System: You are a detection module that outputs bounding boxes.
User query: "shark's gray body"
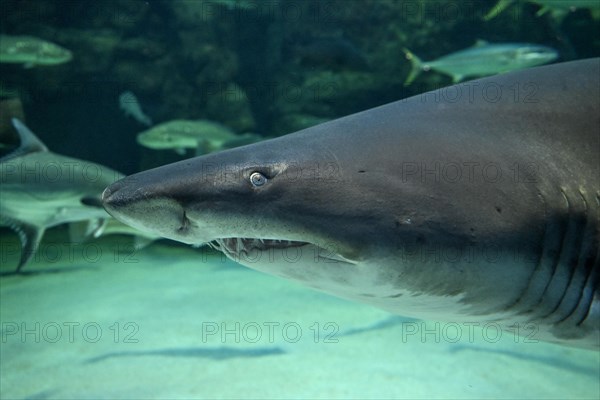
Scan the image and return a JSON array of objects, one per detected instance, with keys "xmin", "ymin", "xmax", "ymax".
[
  {"xmin": 103, "ymin": 59, "xmax": 600, "ymax": 349},
  {"xmin": 0, "ymin": 119, "xmax": 123, "ymax": 270}
]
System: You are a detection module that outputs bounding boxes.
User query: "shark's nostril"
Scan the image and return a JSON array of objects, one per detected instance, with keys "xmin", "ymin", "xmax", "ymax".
[{"xmin": 101, "ymin": 178, "xmax": 127, "ymax": 206}]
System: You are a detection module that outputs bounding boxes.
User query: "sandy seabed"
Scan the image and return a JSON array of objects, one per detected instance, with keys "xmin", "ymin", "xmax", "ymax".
[{"xmin": 1, "ymin": 235, "xmax": 599, "ymax": 400}]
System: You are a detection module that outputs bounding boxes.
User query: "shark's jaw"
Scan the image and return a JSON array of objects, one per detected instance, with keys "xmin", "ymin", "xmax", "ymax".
[
  {"xmin": 101, "ymin": 189, "xmax": 358, "ymax": 268},
  {"xmin": 101, "ymin": 168, "xmax": 363, "ymax": 269},
  {"xmin": 210, "ymin": 237, "xmax": 305, "ymax": 257},
  {"xmin": 208, "ymin": 238, "xmax": 356, "ymax": 265}
]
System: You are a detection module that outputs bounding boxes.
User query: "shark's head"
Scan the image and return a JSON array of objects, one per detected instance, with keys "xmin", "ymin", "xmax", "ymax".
[{"xmin": 103, "ymin": 131, "xmax": 396, "ymax": 282}]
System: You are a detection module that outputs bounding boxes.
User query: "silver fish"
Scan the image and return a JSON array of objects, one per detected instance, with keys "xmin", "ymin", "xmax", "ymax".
[{"xmin": 403, "ymin": 40, "xmax": 558, "ymax": 85}]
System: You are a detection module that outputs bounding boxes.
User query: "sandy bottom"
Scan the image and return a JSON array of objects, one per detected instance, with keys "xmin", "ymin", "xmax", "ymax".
[{"xmin": 1, "ymin": 234, "xmax": 599, "ymax": 399}]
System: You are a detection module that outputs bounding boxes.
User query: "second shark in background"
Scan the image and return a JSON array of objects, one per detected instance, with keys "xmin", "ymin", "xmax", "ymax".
[{"xmin": 0, "ymin": 119, "xmax": 122, "ymax": 271}]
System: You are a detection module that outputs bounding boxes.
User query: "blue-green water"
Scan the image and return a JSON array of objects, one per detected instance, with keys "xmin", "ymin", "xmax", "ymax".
[
  {"xmin": 1, "ymin": 236, "xmax": 599, "ymax": 399},
  {"xmin": 1, "ymin": 1, "xmax": 599, "ymax": 399}
]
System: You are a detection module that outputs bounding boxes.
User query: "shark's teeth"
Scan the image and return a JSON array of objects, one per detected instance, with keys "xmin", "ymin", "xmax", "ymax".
[
  {"xmin": 214, "ymin": 237, "xmax": 307, "ymax": 257},
  {"xmin": 207, "ymin": 241, "xmax": 221, "ymax": 251}
]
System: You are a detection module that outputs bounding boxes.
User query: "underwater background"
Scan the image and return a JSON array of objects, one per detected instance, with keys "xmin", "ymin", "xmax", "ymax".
[{"xmin": 1, "ymin": 1, "xmax": 599, "ymax": 399}]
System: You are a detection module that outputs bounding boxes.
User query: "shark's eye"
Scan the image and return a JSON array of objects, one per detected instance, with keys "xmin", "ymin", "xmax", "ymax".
[{"xmin": 250, "ymin": 172, "xmax": 267, "ymax": 187}]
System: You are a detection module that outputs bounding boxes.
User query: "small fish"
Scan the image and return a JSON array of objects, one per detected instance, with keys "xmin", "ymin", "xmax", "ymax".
[
  {"xmin": 403, "ymin": 41, "xmax": 558, "ymax": 85},
  {"xmin": 484, "ymin": 0, "xmax": 600, "ymax": 21},
  {"xmin": 119, "ymin": 91, "xmax": 152, "ymax": 127},
  {"xmin": 136, "ymin": 119, "xmax": 261, "ymax": 156},
  {"xmin": 0, "ymin": 35, "xmax": 72, "ymax": 68}
]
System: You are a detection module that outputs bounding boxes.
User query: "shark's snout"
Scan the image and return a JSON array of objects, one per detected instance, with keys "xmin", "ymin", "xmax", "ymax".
[
  {"xmin": 100, "ymin": 173, "xmax": 195, "ymax": 243},
  {"xmin": 101, "ymin": 185, "xmax": 113, "ymax": 204},
  {"xmin": 101, "ymin": 182, "xmax": 121, "ymax": 214},
  {"xmin": 101, "ymin": 178, "xmax": 138, "ymax": 218}
]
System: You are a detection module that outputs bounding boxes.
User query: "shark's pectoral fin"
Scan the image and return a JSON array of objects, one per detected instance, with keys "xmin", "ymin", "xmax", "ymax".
[
  {"xmin": 0, "ymin": 214, "xmax": 45, "ymax": 272},
  {"xmin": 90, "ymin": 218, "xmax": 108, "ymax": 238},
  {"xmin": 133, "ymin": 236, "xmax": 154, "ymax": 250},
  {"xmin": 68, "ymin": 218, "xmax": 108, "ymax": 243}
]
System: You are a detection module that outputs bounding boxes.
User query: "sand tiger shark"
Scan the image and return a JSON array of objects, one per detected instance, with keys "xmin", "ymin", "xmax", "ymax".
[
  {"xmin": 103, "ymin": 59, "xmax": 599, "ymax": 349},
  {"xmin": 0, "ymin": 119, "xmax": 123, "ymax": 271}
]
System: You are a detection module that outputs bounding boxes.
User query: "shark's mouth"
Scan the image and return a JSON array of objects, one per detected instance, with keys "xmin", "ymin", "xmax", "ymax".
[
  {"xmin": 209, "ymin": 237, "xmax": 354, "ymax": 264},
  {"xmin": 210, "ymin": 238, "xmax": 307, "ymax": 258}
]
